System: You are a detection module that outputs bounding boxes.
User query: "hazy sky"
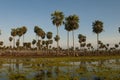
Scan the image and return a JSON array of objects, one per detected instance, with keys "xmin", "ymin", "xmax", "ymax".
[{"xmin": 0, "ymin": 0, "xmax": 120, "ymax": 48}]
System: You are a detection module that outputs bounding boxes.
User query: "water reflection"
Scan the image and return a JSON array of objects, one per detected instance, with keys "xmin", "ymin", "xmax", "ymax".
[{"xmin": 0, "ymin": 58, "xmax": 119, "ymax": 80}]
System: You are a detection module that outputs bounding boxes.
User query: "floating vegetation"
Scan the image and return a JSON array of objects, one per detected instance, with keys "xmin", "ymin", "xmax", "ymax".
[{"xmin": 0, "ymin": 56, "xmax": 119, "ymax": 80}]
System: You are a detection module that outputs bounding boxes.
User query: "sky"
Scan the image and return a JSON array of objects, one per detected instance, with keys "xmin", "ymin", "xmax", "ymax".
[{"xmin": 0, "ymin": 0, "xmax": 120, "ymax": 48}]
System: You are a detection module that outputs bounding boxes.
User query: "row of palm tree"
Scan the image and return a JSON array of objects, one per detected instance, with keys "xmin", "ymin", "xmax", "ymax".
[
  {"xmin": 0, "ymin": 10, "xmax": 119, "ymax": 54},
  {"xmin": 51, "ymin": 11, "xmax": 79, "ymax": 55}
]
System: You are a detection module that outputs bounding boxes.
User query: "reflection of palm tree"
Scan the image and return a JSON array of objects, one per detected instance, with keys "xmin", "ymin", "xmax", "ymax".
[
  {"xmin": 92, "ymin": 20, "xmax": 104, "ymax": 50},
  {"xmin": 51, "ymin": 10, "xmax": 64, "ymax": 50}
]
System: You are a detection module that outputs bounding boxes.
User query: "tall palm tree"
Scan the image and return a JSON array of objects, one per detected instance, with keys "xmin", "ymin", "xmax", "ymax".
[
  {"xmin": 63, "ymin": 17, "xmax": 72, "ymax": 55},
  {"xmin": 92, "ymin": 20, "xmax": 104, "ymax": 50},
  {"xmin": 21, "ymin": 26, "xmax": 27, "ymax": 45},
  {"xmin": 66, "ymin": 15, "xmax": 79, "ymax": 52},
  {"xmin": 51, "ymin": 10, "xmax": 64, "ymax": 50},
  {"xmin": 11, "ymin": 28, "xmax": 17, "ymax": 48}
]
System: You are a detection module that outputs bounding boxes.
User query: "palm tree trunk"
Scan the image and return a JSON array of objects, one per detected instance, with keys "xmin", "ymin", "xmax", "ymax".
[
  {"xmin": 23, "ymin": 35, "xmax": 24, "ymax": 46},
  {"xmin": 19, "ymin": 37, "xmax": 20, "ymax": 47},
  {"xmin": 97, "ymin": 33, "xmax": 99, "ymax": 51},
  {"xmin": 72, "ymin": 30, "xmax": 75, "ymax": 56},
  {"xmin": 57, "ymin": 27, "xmax": 59, "ymax": 50},
  {"xmin": 67, "ymin": 31, "xmax": 69, "ymax": 55},
  {"xmin": 13, "ymin": 37, "xmax": 15, "ymax": 48}
]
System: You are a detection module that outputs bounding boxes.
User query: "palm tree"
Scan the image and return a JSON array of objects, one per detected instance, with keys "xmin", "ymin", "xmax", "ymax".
[
  {"xmin": 0, "ymin": 29, "xmax": 1, "ymax": 35},
  {"xmin": 46, "ymin": 32, "xmax": 53, "ymax": 49},
  {"xmin": 11, "ymin": 28, "xmax": 17, "ymax": 48},
  {"xmin": 54, "ymin": 35, "xmax": 60, "ymax": 49},
  {"xmin": 16, "ymin": 39, "xmax": 20, "ymax": 48},
  {"xmin": 0, "ymin": 41, "xmax": 3, "ymax": 47},
  {"xmin": 78, "ymin": 34, "xmax": 86, "ymax": 50},
  {"xmin": 21, "ymin": 26, "xmax": 27, "ymax": 45},
  {"xmin": 118, "ymin": 27, "xmax": 120, "ymax": 33},
  {"xmin": 34, "ymin": 26, "xmax": 46, "ymax": 50},
  {"xmin": 92, "ymin": 20, "xmax": 104, "ymax": 50},
  {"xmin": 32, "ymin": 39, "xmax": 36, "ymax": 48},
  {"xmin": 63, "ymin": 17, "xmax": 72, "ymax": 55},
  {"xmin": 66, "ymin": 15, "xmax": 79, "ymax": 54},
  {"xmin": 34, "ymin": 26, "xmax": 41, "ymax": 41},
  {"xmin": 9, "ymin": 36, "xmax": 13, "ymax": 48},
  {"xmin": 51, "ymin": 10, "xmax": 64, "ymax": 50},
  {"xmin": 16, "ymin": 27, "xmax": 23, "ymax": 46},
  {"xmin": 47, "ymin": 32, "xmax": 52, "ymax": 40}
]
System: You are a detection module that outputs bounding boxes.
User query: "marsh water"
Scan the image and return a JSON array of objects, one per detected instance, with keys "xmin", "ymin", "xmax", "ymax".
[{"xmin": 0, "ymin": 57, "xmax": 119, "ymax": 80}]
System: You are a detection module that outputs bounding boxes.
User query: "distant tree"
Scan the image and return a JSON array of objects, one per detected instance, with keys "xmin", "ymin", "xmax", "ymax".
[
  {"xmin": 0, "ymin": 41, "xmax": 3, "ymax": 47},
  {"xmin": 9, "ymin": 36, "xmax": 13, "ymax": 47},
  {"xmin": 86, "ymin": 43, "xmax": 91, "ymax": 50},
  {"xmin": 118, "ymin": 27, "xmax": 120, "ymax": 33},
  {"xmin": 32, "ymin": 39, "xmax": 36, "ymax": 48},
  {"xmin": 34, "ymin": 26, "xmax": 45, "ymax": 50},
  {"xmin": 47, "ymin": 32, "xmax": 52, "ymax": 39},
  {"xmin": 16, "ymin": 27, "xmax": 23, "ymax": 46},
  {"xmin": 92, "ymin": 20, "xmax": 104, "ymax": 50},
  {"xmin": 21, "ymin": 26, "xmax": 27, "ymax": 45},
  {"xmin": 115, "ymin": 44, "xmax": 119, "ymax": 49},
  {"xmin": 78, "ymin": 34, "xmax": 86, "ymax": 50},
  {"xmin": 16, "ymin": 39, "xmax": 20, "ymax": 48},
  {"xmin": 46, "ymin": 32, "xmax": 53, "ymax": 49},
  {"xmin": 51, "ymin": 10, "xmax": 64, "ymax": 50},
  {"xmin": 11, "ymin": 28, "xmax": 17, "ymax": 48},
  {"xmin": 54, "ymin": 35, "xmax": 60, "ymax": 45}
]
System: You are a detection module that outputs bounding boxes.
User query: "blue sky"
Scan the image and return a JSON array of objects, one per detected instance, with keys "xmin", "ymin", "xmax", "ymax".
[{"xmin": 0, "ymin": 0, "xmax": 120, "ymax": 48}]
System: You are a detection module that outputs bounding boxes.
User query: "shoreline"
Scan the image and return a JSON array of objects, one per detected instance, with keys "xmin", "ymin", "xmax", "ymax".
[{"xmin": 0, "ymin": 50, "xmax": 120, "ymax": 58}]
